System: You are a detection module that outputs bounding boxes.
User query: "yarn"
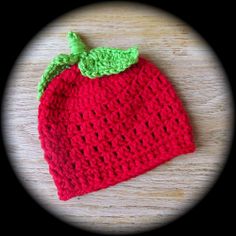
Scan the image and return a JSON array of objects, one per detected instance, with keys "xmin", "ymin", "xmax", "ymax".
[
  {"xmin": 38, "ymin": 32, "xmax": 195, "ymax": 201},
  {"xmin": 79, "ymin": 46, "xmax": 138, "ymax": 78},
  {"xmin": 67, "ymin": 31, "xmax": 87, "ymax": 56},
  {"xmin": 37, "ymin": 32, "xmax": 138, "ymax": 99},
  {"xmin": 37, "ymin": 54, "xmax": 79, "ymax": 99}
]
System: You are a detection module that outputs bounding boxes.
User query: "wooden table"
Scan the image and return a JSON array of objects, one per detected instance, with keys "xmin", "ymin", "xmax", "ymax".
[{"xmin": 2, "ymin": 2, "xmax": 233, "ymax": 234}]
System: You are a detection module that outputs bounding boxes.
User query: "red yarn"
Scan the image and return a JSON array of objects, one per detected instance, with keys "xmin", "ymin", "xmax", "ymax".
[{"xmin": 38, "ymin": 57, "xmax": 195, "ymax": 200}]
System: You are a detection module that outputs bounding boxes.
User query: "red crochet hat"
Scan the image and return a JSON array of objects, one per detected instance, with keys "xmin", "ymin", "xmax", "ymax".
[{"xmin": 38, "ymin": 32, "xmax": 195, "ymax": 200}]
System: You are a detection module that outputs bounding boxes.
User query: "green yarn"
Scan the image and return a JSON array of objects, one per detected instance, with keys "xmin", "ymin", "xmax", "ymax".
[
  {"xmin": 38, "ymin": 32, "xmax": 87, "ymax": 99},
  {"xmin": 37, "ymin": 54, "xmax": 79, "ymax": 99},
  {"xmin": 79, "ymin": 47, "xmax": 138, "ymax": 78},
  {"xmin": 67, "ymin": 32, "xmax": 87, "ymax": 56},
  {"xmin": 37, "ymin": 32, "xmax": 139, "ymax": 99}
]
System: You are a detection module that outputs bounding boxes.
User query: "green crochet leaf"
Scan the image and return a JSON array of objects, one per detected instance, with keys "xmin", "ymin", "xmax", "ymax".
[
  {"xmin": 37, "ymin": 32, "xmax": 139, "ymax": 100},
  {"xmin": 37, "ymin": 54, "xmax": 79, "ymax": 99},
  {"xmin": 78, "ymin": 47, "xmax": 139, "ymax": 79}
]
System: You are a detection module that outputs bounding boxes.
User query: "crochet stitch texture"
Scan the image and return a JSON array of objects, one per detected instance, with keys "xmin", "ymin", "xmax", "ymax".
[{"xmin": 38, "ymin": 32, "xmax": 195, "ymax": 200}]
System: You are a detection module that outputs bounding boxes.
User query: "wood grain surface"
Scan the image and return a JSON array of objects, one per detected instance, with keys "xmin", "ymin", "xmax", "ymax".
[{"xmin": 1, "ymin": 2, "xmax": 233, "ymax": 234}]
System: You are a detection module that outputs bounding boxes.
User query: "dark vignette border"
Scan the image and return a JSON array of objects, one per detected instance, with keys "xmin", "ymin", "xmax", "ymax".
[{"xmin": 0, "ymin": 0, "xmax": 235, "ymax": 235}]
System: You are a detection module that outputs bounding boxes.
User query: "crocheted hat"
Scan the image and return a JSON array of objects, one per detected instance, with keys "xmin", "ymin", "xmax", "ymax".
[{"xmin": 38, "ymin": 32, "xmax": 195, "ymax": 200}]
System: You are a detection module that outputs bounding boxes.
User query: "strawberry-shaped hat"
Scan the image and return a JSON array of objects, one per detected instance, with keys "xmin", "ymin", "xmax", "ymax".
[{"xmin": 38, "ymin": 32, "xmax": 195, "ymax": 200}]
